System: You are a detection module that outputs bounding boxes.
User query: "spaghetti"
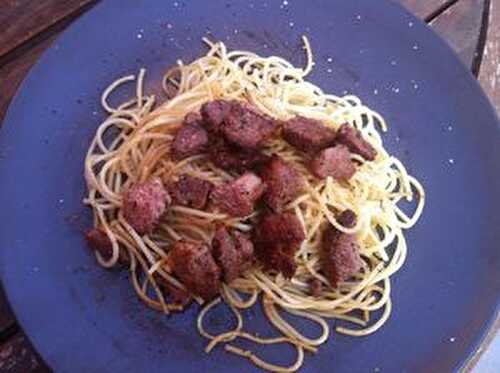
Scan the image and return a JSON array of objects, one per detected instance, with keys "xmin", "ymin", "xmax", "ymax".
[{"xmin": 84, "ymin": 37, "xmax": 424, "ymax": 371}]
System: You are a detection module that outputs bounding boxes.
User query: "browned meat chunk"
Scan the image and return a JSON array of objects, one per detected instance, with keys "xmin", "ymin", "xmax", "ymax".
[
  {"xmin": 210, "ymin": 172, "xmax": 266, "ymax": 217},
  {"xmin": 122, "ymin": 178, "xmax": 168, "ymax": 234},
  {"xmin": 254, "ymin": 213, "xmax": 305, "ymax": 278},
  {"xmin": 337, "ymin": 209, "xmax": 357, "ymax": 228},
  {"xmin": 212, "ymin": 226, "xmax": 254, "ymax": 283},
  {"xmin": 260, "ymin": 155, "xmax": 303, "ymax": 211},
  {"xmin": 310, "ymin": 279, "xmax": 322, "ymax": 297},
  {"xmin": 336, "ymin": 124, "xmax": 377, "ymax": 161},
  {"xmin": 209, "ymin": 139, "xmax": 269, "ymax": 171},
  {"xmin": 309, "ymin": 145, "xmax": 356, "ymax": 180},
  {"xmin": 171, "ymin": 116, "xmax": 209, "ymax": 160},
  {"xmin": 222, "ymin": 102, "xmax": 277, "ymax": 149},
  {"xmin": 282, "ymin": 116, "xmax": 337, "ymax": 153},
  {"xmin": 85, "ymin": 228, "xmax": 129, "ymax": 264},
  {"xmin": 85, "ymin": 228, "xmax": 113, "ymax": 259},
  {"xmin": 259, "ymin": 244, "xmax": 298, "ymax": 279},
  {"xmin": 157, "ymin": 278, "xmax": 192, "ymax": 307},
  {"xmin": 255, "ymin": 212, "xmax": 305, "ymax": 247},
  {"xmin": 170, "ymin": 240, "xmax": 221, "ymax": 300},
  {"xmin": 200, "ymin": 100, "xmax": 232, "ymax": 133},
  {"xmin": 168, "ymin": 286, "xmax": 191, "ymax": 307},
  {"xmin": 201, "ymin": 100, "xmax": 276, "ymax": 149},
  {"xmin": 183, "ymin": 112, "xmax": 204, "ymax": 127},
  {"xmin": 321, "ymin": 210, "xmax": 362, "ymax": 287},
  {"xmin": 168, "ymin": 175, "xmax": 213, "ymax": 209}
]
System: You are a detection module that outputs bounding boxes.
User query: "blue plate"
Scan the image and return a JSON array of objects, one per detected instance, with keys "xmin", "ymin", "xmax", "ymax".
[{"xmin": 1, "ymin": 1, "xmax": 499, "ymax": 372}]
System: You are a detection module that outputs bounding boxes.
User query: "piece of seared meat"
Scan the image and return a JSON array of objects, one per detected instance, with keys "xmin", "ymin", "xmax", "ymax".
[
  {"xmin": 85, "ymin": 228, "xmax": 129, "ymax": 264},
  {"xmin": 222, "ymin": 101, "xmax": 277, "ymax": 150},
  {"xmin": 336, "ymin": 124, "xmax": 377, "ymax": 161},
  {"xmin": 200, "ymin": 100, "xmax": 233, "ymax": 133},
  {"xmin": 321, "ymin": 209, "xmax": 362, "ymax": 287},
  {"xmin": 259, "ymin": 155, "xmax": 304, "ymax": 211},
  {"xmin": 212, "ymin": 226, "xmax": 254, "ymax": 283},
  {"xmin": 210, "ymin": 172, "xmax": 266, "ymax": 217},
  {"xmin": 209, "ymin": 138, "xmax": 270, "ymax": 172},
  {"xmin": 170, "ymin": 240, "xmax": 221, "ymax": 300},
  {"xmin": 171, "ymin": 114, "xmax": 209, "ymax": 160},
  {"xmin": 168, "ymin": 174, "xmax": 213, "ymax": 209},
  {"xmin": 122, "ymin": 178, "xmax": 169, "ymax": 234},
  {"xmin": 183, "ymin": 112, "xmax": 205, "ymax": 127},
  {"xmin": 309, "ymin": 145, "xmax": 356, "ymax": 180},
  {"xmin": 253, "ymin": 212, "xmax": 305, "ymax": 278},
  {"xmin": 85, "ymin": 228, "xmax": 113, "ymax": 259},
  {"xmin": 201, "ymin": 99, "xmax": 277, "ymax": 149},
  {"xmin": 282, "ymin": 116, "xmax": 337, "ymax": 154},
  {"xmin": 157, "ymin": 278, "xmax": 192, "ymax": 307},
  {"xmin": 309, "ymin": 279, "xmax": 323, "ymax": 297}
]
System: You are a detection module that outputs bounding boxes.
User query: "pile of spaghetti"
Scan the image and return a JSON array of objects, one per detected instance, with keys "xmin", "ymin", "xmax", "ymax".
[{"xmin": 84, "ymin": 37, "xmax": 424, "ymax": 372}]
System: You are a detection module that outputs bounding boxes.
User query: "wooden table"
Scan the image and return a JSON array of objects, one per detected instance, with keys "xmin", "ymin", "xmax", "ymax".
[{"xmin": 0, "ymin": 1, "xmax": 498, "ymax": 371}]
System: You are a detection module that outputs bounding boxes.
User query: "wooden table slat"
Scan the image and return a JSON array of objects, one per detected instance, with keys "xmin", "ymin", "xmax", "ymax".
[
  {"xmin": 0, "ymin": 333, "xmax": 48, "ymax": 372},
  {"xmin": 0, "ymin": 0, "xmax": 95, "ymax": 58},
  {"xmin": 430, "ymin": 0, "xmax": 487, "ymax": 70},
  {"xmin": 0, "ymin": 287, "xmax": 15, "ymax": 335},
  {"xmin": 479, "ymin": 0, "xmax": 500, "ymax": 114},
  {"xmin": 0, "ymin": 35, "xmax": 57, "ymax": 124},
  {"xmin": 394, "ymin": 0, "xmax": 452, "ymax": 20}
]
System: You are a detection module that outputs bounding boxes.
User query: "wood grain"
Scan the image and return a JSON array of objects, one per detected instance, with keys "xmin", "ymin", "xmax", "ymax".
[
  {"xmin": 394, "ymin": 0, "xmax": 452, "ymax": 19},
  {"xmin": 0, "ymin": 36, "xmax": 56, "ymax": 124},
  {"xmin": 479, "ymin": 0, "xmax": 500, "ymax": 114},
  {"xmin": 0, "ymin": 333, "xmax": 48, "ymax": 372},
  {"xmin": 0, "ymin": 287, "xmax": 15, "ymax": 335},
  {"xmin": 0, "ymin": 0, "xmax": 96, "ymax": 58},
  {"xmin": 430, "ymin": 0, "xmax": 487, "ymax": 68}
]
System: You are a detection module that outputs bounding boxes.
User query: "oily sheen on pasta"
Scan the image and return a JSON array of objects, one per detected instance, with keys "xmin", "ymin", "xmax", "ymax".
[{"xmin": 83, "ymin": 37, "xmax": 424, "ymax": 372}]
